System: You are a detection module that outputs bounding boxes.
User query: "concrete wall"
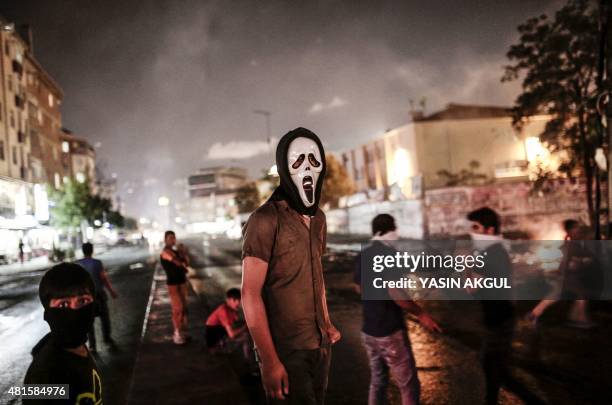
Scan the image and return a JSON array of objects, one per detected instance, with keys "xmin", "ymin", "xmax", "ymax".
[
  {"xmin": 327, "ymin": 179, "xmax": 589, "ymax": 240},
  {"xmin": 425, "ymin": 179, "xmax": 589, "ymax": 239},
  {"xmin": 327, "ymin": 199, "xmax": 424, "ymax": 239}
]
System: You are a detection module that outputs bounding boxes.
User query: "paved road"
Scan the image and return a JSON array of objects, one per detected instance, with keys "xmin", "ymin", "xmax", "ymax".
[
  {"xmin": 0, "ymin": 247, "xmax": 154, "ymax": 405},
  {"xmin": 185, "ymin": 235, "xmax": 611, "ymax": 405},
  {"xmin": 1, "ymin": 237, "xmax": 610, "ymax": 404}
]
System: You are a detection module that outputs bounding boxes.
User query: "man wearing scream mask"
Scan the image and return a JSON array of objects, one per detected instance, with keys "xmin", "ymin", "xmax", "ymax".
[
  {"xmin": 242, "ymin": 127, "xmax": 341, "ymax": 404},
  {"xmin": 24, "ymin": 263, "xmax": 103, "ymax": 404}
]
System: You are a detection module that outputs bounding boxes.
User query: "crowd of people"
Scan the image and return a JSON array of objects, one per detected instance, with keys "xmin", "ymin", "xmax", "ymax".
[{"xmin": 21, "ymin": 127, "xmax": 603, "ymax": 405}]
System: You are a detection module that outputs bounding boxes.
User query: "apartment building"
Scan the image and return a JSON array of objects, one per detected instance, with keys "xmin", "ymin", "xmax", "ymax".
[{"xmin": 341, "ymin": 103, "xmax": 552, "ymax": 201}]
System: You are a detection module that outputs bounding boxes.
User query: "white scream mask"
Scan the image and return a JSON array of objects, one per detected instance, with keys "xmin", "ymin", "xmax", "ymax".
[{"xmin": 287, "ymin": 137, "xmax": 323, "ymax": 207}]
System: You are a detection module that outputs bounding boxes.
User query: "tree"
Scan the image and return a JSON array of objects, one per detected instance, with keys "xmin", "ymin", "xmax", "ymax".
[
  {"xmin": 502, "ymin": 0, "xmax": 609, "ymax": 230},
  {"xmin": 235, "ymin": 182, "xmax": 261, "ymax": 213},
  {"xmin": 320, "ymin": 154, "xmax": 355, "ymax": 209},
  {"xmin": 49, "ymin": 179, "xmax": 124, "ymax": 230},
  {"xmin": 49, "ymin": 179, "xmax": 94, "ymax": 230}
]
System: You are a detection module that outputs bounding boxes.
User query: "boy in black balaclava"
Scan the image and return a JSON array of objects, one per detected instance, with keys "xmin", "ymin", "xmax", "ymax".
[
  {"xmin": 242, "ymin": 127, "xmax": 341, "ymax": 404},
  {"xmin": 24, "ymin": 263, "xmax": 103, "ymax": 404}
]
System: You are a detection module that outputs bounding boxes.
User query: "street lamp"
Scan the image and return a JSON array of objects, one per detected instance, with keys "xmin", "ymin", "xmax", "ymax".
[
  {"xmin": 268, "ymin": 164, "xmax": 278, "ymax": 177},
  {"xmin": 158, "ymin": 196, "xmax": 170, "ymax": 207},
  {"xmin": 158, "ymin": 196, "xmax": 171, "ymax": 229}
]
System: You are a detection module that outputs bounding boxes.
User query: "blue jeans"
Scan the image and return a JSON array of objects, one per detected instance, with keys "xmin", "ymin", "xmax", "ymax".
[{"xmin": 361, "ymin": 330, "xmax": 420, "ymax": 405}]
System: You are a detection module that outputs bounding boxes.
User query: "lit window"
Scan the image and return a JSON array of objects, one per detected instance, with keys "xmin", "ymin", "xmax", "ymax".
[
  {"xmin": 76, "ymin": 172, "xmax": 86, "ymax": 183},
  {"xmin": 54, "ymin": 173, "xmax": 61, "ymax": 188},
  {"xmin": 48, "ymin": 93, "xmax": 54, "ymax": 107},
  {"xmin": 62, "ymin": 141, "xmax": 70, "ymax": 153}
]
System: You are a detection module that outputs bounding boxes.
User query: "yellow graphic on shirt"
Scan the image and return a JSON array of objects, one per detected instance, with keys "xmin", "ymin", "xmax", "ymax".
[{"xmin": 76, "ymin": 368, "xmax": 102, "ymax": 404}]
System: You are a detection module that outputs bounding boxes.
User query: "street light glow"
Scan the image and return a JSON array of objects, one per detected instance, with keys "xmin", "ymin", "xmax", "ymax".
[
  {"xmin": 158, "ymin": 196, "xmax": 170, "ymax": 207},
  {"xmin": 268, "ymin": 164, "xmax": 279, "ymax": 177},
  {"xmin": 389, "ymin": 148, "xmax": 412, "ymax": 187},
  {"xmin": 524, "ymin": 137, "xmax": 548, "ymax": 162}
]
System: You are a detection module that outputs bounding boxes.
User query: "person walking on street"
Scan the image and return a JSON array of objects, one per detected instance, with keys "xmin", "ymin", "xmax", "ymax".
[
  {"xmin": 77, "ymin": 242, "xmax": 118, "ymax": 353},
  {"xmin": 527, "ymin": 219, "xmax": 601, "ymax": 329},
  {"xmin": 353, "ymin": 214, "xmax": 442, "ymax": 405},
  {"xmin": 19, "ymin": 239, "xmax": 25, "ymax": 264},
  {"xmin": 160, "ymin": 230, "xmax": 190, "ymax": 345},
  {"xmin": 242, "ymin": 128, "xmax": 341, "ymax": 404}
]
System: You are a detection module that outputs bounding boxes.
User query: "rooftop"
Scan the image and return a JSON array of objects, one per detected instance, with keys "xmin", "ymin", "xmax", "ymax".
[{"xmin": 414, "ymin": 103, "xmax": 512, "ymax": 122}]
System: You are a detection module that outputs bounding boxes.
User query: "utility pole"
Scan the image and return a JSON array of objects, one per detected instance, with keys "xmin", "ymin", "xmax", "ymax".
[
  {"xmin": 606, "ymin": 1, "xmax": 612, "ymax": 238},
  {"xmin": 253, "ymin": 109, "xmax": 271, "ymax": 145},
  {"xmin": 254, "ymin": 110, "xmax": 275, "ymax": 174}
]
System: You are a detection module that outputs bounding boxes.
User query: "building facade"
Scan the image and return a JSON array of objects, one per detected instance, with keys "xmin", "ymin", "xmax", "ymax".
[
  {"xmin": 61, "ymin": 129, "xmax": 96, "ymax": 191},
  {"xmin": 178, "ymin": 167, "xmax": 248, "ymax": 232},
  {"xmin": 25, "ymin": 51, "xmax": 65, "ymax": 188},
  {"xmin": 0, "ymin": 21, "xmax": 30, "ymax": 182},
  {"xmin": 0, "ymin": 17, "xmax": 103, "ymax": 261},
  {"xmin": 341, "ymin": 103, "xmax": 552, "ymax": 201}
]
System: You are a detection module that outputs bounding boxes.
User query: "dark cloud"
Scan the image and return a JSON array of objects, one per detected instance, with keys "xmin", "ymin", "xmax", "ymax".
[{"xmin": 1, "ymin": 0, "xmax": 560, "ymax": 218}]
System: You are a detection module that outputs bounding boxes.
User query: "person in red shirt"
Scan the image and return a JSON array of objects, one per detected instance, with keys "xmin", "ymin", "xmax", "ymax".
[
  {"xmin": 206, "ymin": 288, "xmax": 246, "ymax": 347},
  {"xmin": 205, "ymin": 288, "xmax": 255, "ymax": 370}
]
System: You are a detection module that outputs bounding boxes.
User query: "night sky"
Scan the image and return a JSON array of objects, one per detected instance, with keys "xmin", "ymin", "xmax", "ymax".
[{"xmin": 1, "ymin": 0, "xmax": 561, "ymax": 219}]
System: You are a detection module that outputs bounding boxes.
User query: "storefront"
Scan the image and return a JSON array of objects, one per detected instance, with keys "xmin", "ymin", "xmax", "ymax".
[{"xmin": 0, "ymin": 177, "xmax": 55, "ymax": 263}]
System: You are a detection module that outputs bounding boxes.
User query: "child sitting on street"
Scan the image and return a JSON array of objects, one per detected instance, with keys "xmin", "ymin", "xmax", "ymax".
[
  {"xmin": 205, "ymin": 288, "xmax": 248, "ymax": 351},
  {"xmin": 205, "ymin": 288, "xmax": 257, "ymax": 373}
]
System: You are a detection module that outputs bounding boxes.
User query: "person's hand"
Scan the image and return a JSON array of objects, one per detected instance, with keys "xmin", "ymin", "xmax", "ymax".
[
  {"xmin": 261, "ymin": 359, "xmax": 289, "ymax": 400},
  {"xmin": 525, "ymin": 308, "xmax": 541, "ymax": 327},
  {"xmin": 418, "ymin": 313, "xmax": 442, "ymax": 333},
  {"xmin": 327, "ymin": 324, "xmax": 342, "ymax": 344}
]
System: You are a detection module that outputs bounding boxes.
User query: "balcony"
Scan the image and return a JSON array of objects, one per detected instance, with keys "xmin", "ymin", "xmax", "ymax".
[
  {"xmin": 494, "ymin": 160, "xmax": 529, "ymax": 180},
  {"xmin": 17, "ymin": 130, "xmax": 26, "ymax": 143}
]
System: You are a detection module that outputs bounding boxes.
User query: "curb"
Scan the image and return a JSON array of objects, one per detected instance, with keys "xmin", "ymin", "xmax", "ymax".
[{"xmin": 125, "ymin": 263, "xmax": 160, "ymax": 401}]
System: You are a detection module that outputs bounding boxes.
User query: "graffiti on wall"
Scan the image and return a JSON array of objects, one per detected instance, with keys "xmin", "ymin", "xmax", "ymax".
[{"xmin": 425, "ymin": 179, "xmax": 588, "ymax": 238}]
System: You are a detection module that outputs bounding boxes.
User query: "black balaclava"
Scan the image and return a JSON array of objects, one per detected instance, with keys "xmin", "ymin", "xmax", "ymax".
[
  {"xmin": 270, "ymin": 127, "xmax": 326, "ymax": 216},
  {"xmin": 39, "ymin": 263, "xmax": 96, "ymax": 349},
  {"xmin": 45, "ymin": 304, "xmax": 95, "ymax": 348}
]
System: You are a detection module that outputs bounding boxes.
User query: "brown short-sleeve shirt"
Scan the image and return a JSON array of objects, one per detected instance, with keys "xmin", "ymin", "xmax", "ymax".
[{"xmin": 242, "ymin": 199, "xmax": 329, "ymax": 352}]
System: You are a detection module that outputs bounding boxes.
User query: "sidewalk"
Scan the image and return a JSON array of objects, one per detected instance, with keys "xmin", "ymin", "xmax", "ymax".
[
  {"xmin": 0, "ymin": 256, "xmax": 50, "ymax": 276},
  {"xmin": 0, "ymin": 245, "xmax": 152, "ymax": 277},
  {"xmin": 126, "ymin": 267, "xmax": 249, "ymax": 405}
]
